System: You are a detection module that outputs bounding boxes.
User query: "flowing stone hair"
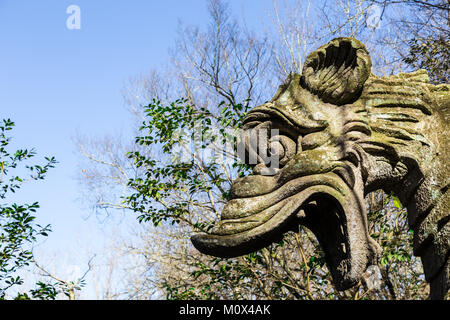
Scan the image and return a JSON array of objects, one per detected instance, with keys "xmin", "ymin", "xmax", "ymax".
[{"xmin": 300, "ymin": 38, "xmax": 449, "ymax": 298}]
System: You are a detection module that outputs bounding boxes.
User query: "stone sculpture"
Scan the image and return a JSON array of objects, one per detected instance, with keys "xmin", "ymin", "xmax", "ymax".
[{"xmin": 191, "ymin": 37, "xmax": 449, "ymax": 299}]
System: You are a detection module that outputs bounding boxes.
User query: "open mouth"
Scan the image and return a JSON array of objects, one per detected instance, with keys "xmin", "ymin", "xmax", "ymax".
[
  {"xmin": 191, "ymin": 107, "xmax": 381, "ymax": 291},
  {"xmin": 191, "ymin": 169, "xmax": 380, "ymax": 290}
]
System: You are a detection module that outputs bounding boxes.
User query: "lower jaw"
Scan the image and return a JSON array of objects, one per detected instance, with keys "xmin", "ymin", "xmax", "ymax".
[{"xmin": 191, "ymin": 172, "xmax": 374, "ymax": 291}]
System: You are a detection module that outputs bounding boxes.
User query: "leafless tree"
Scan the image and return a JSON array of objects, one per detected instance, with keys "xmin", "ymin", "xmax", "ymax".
[{"xmin": 74, "ymin": 0, "xmax": 439, "ymax": 299}]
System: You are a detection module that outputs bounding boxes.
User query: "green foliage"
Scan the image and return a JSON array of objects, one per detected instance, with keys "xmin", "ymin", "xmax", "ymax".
[
  {"xmin": 14, "ymin": 281, "xmax": 59, "ymax": 300},
  {"xmin": 392, "ymin": 195, "xmax": 402, "ymax": 209},
  {"xmin": 125, "ymin": 99, "xmax": 250, "ymax": 230},
  {"xmin": 0, "ymin": 119, "xmax": 58, "ymax": 299},
  {"xmin": 366, "ymin": 192, "xmax": 427, "ymax": 299}
]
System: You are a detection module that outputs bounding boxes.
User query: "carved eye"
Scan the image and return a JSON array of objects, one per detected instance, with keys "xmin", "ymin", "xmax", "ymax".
[
  {"xmin": 268, "ymin": 135, "xmax": 296, "ymax": 167},
  {"xmin": 238, "ymin": 121, "xmax": 297, "ymax": 172}
]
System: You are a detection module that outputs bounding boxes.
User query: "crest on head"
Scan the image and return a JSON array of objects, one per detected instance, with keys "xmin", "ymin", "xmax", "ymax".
[{"xmin": 301, "ymin": 37, "xmax": 372, "ymax": 105}]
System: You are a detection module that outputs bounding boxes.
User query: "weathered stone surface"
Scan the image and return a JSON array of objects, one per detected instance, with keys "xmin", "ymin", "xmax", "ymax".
[{"xmin": 191, "ymin": 37, "xmax": 449, "ymax": 299}]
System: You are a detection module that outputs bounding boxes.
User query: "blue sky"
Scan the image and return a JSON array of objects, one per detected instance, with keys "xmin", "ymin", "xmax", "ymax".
[{"xmin": 0, "ymin": 0, "xmax": 276, "ymax": 297}]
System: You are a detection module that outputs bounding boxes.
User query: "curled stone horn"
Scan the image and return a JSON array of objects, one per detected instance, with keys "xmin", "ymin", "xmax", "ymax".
[{"xmin": 301, "ymin": 37, "xmax": 372, "ymax": 105}]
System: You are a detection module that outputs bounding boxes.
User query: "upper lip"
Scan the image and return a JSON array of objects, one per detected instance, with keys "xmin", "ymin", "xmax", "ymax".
[
  {"xmin": 230, "ymin": 155, "xmax": 356, "ymax": 201},
  {"xmin": 224, "ymin": 172, "xmax": 350, "ymax": 219}
]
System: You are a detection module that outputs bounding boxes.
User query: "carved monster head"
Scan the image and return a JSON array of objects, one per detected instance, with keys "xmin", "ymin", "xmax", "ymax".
[{"xmin": 191, "ymin": 38, "xmax": 449, "ymax": 294}]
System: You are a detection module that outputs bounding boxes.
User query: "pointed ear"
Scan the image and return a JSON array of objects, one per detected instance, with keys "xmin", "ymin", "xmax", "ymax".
[{"xmin": 301, "ymin": 37, "xmax": 372, "ymax": 105}]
